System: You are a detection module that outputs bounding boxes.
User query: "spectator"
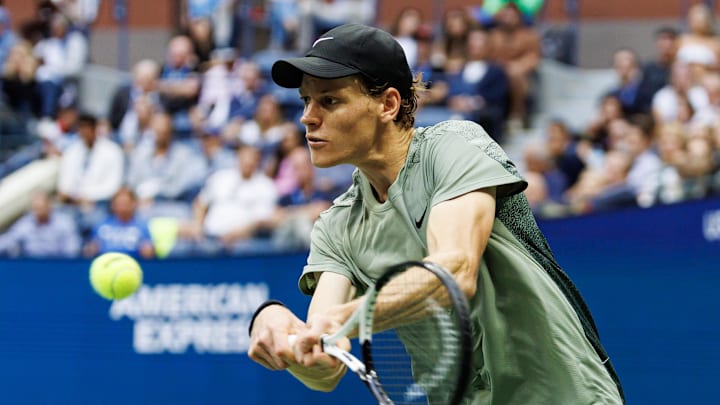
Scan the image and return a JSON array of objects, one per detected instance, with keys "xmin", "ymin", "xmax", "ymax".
[
  {"xmin": 181, "ymin": 143, "xmax": 278, "ymax": 253},
  {"xmin": 652, "ymin": 61, "xmax": 708, "ymax": 125},
  {"xmin": 183, "ymin": 16, "xmax": 215, "ymax": 65},
  {"xmin": 264, "ymin": 122, "xmax": 306, "ymax": 197},
  {"xmin": 642, "ymin": 26, "xmax": 679, "ymax": 99},
  {"xmin": 227, "ymin": 93, "xmax": 286, "ymax": 159},
  {"xmin": 691, "ymin": 72, "xmax": 720, "ymax": 126},
  {"xmin": 156, "ymin": 35, "xmax": 201, "ymax": 137},
  {"xmin": 584, "ymin": 93, "xmax": 625, "ymax": 152},
  {"xmin": 566, "ymin": 149, "xmax": 637, "ymax": 214},
  {"xmin": 521, "ymin": 138, "xmax": 566, "ymax": 204},
  {"xmin": 607, "ymin": 48, "xmax": 657, "ymax": 116},
  {"xmin": 624, "ymin": 114, "xmax": 663, "ymax": 207},
  {"xmin": 37, "ymin": 104, "xmax": 80, "ymax": 157},
  {"xmin": 0, "ymin": 190, "xmax": 81, "ymax": 258},
  {"xmin": 390, "ymin": 7, "xmax": 424, "ymax": 69},
  {"xmin": 33, "ymin": 13, "xmax": 88, "ymax": 118},
  {"xmin": 677, "ymin": 124, "xmax": 717, "ymax": 200},
  {"xmin": 413, "ymin": 23, "xmax": 439, "ymax": 85},
  {"xmin": 434, "ymin": 7, "xmax": 474, "ymax": 69},
  {"xmin": 194, "ymin": 47, "xmax": 240, "ymax": 129},
  {"xmin": 444, "ymin": 27, "xmax": 510, "ymax": 141},
  {"xmin": 114, "ymin": 94, "xmax": 157, "ymax": 154},
  {"xmin": 546, "ymin": 119, "xmax": 585, "ymax": 189},
  {"xmin": 225, "ymin": 60, "xmax": 268, "ymax": 126},
  {"xmin": 263, "ymin": 147, "xmax": 333, "ymax": 251},
  {"xmin": 84, "ymin": 187, "xmax": 155, "ymax": 259},
  {"xmin": 676, "ymin": 3, "xmax": 720, "ymax": 83},
  {"xmin": 647, "ymin": 122, "xmax": 687, "ymax": 206},
  {"xmin": 487, "ymin": 1, "xmax": 541, "ymax": 128},
  {"xmin": 196, "ymin": 125, "xmax": 236, "ymax": 176},
  {"xmin": 108, "ymin": 59, "xmax": 161, "ymax": 134},
  {"xmin": 1, "ymin": 41, "xmax": 39, "ymax": 118},
  {"xmin": 57, "ymin": 113, "xmax": 124, "ymax": 207},
  {"xmin": 126, "ymin": 112, "xmax": 206, "ymax": 205}
]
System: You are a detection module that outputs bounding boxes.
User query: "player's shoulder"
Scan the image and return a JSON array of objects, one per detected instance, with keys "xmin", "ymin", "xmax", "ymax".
[
  {"xmin": 415, "ymin": 119, "xmax": 496, "ymax": 150},
  {"xmin": 314, "ymin": 172, "xmax": 362, "ymax": 225}
]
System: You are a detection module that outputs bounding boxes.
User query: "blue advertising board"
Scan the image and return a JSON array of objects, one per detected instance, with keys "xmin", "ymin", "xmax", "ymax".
[
  {"xmin": 1, "ymin": 197, "xmax": 719, "ymax": 404},
  {"xmin": 0, "ymin": 254, "xmax": 369, "ymax": 404}
]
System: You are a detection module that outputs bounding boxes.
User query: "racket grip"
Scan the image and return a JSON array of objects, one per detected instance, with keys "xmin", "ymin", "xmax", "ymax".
[{"xmin": 287, "ymin": 334, "xmax": 297, "ymax": 346}]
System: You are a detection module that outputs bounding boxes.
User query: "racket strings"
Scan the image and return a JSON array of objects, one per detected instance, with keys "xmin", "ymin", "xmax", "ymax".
[{"xmin": 369, "ymin": 269, "xmax": 465, "ymax": 405}]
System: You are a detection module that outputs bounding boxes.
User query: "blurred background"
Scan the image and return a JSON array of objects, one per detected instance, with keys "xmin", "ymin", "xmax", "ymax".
[{"xmin": 0, "ymin": 0, "xmax": 718, "ymax": 404}]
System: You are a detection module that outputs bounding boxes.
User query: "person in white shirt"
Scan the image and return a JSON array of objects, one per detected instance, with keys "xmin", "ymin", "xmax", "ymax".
[
  {"xmin": 126, "ymin": 112, "xmax": 207, "ymax": 204},
  {"xmin": 652, "ymin": 61, "xmax": 708, "ymax": 124},
  {"xmin": 184, "ymin": 143, "xmax": 278, "ymax": 253},
  {"xmin": 624, "ymin": 115, "xmax": 664, "ymax": 207},
  {"xmin": 33, "ymin": 13, "xmax": 88, "ymax": 118},
  {"xmin": 57, "ymin": 113, "xmax": 124, "ymax": 206}
]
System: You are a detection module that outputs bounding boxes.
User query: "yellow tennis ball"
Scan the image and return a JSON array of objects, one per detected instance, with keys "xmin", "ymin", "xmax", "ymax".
[{"xmin": 89, "ymin": 252, "xmax": 143, "ymax": 300}]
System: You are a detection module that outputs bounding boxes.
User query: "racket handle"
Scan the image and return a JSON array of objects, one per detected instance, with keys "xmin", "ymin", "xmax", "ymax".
[{"xmin": 287, "ymin": 334, "xmax": 297, "ymax": 346}]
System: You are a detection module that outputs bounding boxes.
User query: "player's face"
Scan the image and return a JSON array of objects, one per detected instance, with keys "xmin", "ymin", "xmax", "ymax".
[{"xmin": 299, "ymin": 75, "xmax": 383, "ymax": 168}]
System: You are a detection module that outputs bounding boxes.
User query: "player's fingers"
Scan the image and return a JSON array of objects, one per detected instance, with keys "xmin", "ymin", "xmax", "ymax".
[
  {"xmin": 293, "ymin": 332, "xmax": 319, "ymax": 363},
  {"xmin": 248, "ymin": 343, "xmax": 281, "ymax": 370},
  {"xmin": 253, "ymin": 351, "xmax": 279, "ymax": 371},
  {"xmin": 311, "ymin": 344, "xmax": 341, "ymax": 370},
  {"xmin": 251, "ymin": 332, "xmax": 289, "ymax": 370}
]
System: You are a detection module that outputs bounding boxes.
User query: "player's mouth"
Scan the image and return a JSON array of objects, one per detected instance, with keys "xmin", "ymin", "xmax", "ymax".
[{"xmin": 306, "ymin": 135, "xmax": 327, "ymax": 147}]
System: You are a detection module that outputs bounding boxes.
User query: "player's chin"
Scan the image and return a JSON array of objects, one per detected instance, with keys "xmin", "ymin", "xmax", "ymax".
[{"xmin": 309, "ymin": 152, "xmax": 341, "ymax": 168}]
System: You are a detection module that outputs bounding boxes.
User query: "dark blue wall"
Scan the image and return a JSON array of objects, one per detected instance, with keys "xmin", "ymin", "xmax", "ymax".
[{"xmin": 1, "ymin": 197, "xmax": 719, "ymax": 404}]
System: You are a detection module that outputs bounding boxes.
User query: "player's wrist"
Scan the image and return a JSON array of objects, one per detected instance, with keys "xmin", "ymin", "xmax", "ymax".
[{"xmin": 248, "ymin": 299, "xmax": 287, "ymax": 336}]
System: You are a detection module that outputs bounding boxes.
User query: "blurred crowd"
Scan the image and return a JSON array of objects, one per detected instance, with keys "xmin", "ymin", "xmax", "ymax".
[
  {"xmin": 0, "ymin": 0, "xmax": 719, "ymax": 259},
  {"xmin": 524, "ymin": 3, "xmax": 720, "ymax": 217}
]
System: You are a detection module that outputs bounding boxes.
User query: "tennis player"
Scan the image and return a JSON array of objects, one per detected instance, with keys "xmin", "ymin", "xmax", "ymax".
[{"xmin": 248, "ymin": 23, "xmax": 624, "ymax": 404}]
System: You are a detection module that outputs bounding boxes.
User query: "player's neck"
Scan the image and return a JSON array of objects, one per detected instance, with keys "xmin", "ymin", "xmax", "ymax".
[{"xmin": 360, "ymin": 128, "xmax": 414, "ymax": 203}]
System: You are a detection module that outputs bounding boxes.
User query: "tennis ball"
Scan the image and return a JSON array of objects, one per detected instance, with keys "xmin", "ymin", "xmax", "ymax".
[{"xmin": 89, "ymin": 252, "xmax": 143, "ymax": 300}]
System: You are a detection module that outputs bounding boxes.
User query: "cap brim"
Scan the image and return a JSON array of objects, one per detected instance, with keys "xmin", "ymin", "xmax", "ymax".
[{"xmin": 271, "ymin": 56, "xmax": 360, "ymax": 89}]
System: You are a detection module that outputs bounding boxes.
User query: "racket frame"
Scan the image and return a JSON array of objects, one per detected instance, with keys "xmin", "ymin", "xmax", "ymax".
[{"xmin": 320, "ymin": 260, "xmax": 473, "ymax": 405}]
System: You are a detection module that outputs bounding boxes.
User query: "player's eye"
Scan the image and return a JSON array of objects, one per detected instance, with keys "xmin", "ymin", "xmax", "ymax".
[
  {"xmin": 322, "ymin": 97, "xmax": 338, "ymax": 106},
  {"xmin": 300, "ymin": 96, "xmax": 310, "ymax": 106}
]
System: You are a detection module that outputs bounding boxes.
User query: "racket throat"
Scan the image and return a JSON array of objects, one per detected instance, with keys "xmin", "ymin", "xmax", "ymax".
[{"xmin": 363, "ymin": 371, "xmax": 394, "ymax": 405}]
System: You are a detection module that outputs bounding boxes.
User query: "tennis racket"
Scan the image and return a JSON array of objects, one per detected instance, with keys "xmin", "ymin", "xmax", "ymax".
[{"xmin": 291, "ymin": 260, "xmax": 472, "ymax": 405}]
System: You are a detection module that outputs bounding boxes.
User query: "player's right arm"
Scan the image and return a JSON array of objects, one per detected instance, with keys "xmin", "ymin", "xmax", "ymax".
[{"xmin": 248, "ymin": 271, "xmax": 355, "ymax": 392}]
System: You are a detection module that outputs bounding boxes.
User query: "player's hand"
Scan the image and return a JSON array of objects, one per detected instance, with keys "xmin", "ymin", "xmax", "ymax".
[
  {"xmin": 248, "ymin": 305, "xmax": 305, "ymax": 371},
  {"xmin": 292, "ymin": 313, "xmax": 350, "ymax": 369}
]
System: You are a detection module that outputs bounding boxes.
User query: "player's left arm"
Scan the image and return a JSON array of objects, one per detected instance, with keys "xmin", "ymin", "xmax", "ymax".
[
  {"xmin": 353, "ymin": 187, "xmax": 497, "ymax": 332},
  {"xmin": 424, "ymin": 187, "xmax": 497, "ymax": 299}
]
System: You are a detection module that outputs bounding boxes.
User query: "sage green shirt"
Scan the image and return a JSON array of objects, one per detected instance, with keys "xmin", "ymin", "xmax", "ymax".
[{"xmin": 300, "ymin": 120, "xmax": 623, "ymax": 404}]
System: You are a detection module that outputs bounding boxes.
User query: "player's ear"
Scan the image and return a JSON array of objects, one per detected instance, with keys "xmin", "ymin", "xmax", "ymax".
[{"xmin": 379, "ymin": 87, "xmax": 402, "ymax": 124}]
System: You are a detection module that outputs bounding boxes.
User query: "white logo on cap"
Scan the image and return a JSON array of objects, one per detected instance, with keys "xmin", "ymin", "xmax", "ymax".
[{"xmin": 312, "ymin": 37, "xmax": 334, "ymax": 48}]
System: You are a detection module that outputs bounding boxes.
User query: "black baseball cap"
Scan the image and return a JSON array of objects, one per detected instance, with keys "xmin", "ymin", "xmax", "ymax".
[{"xmin": 271, "ymin": 24, "xmax": 413, "ymax": 98}]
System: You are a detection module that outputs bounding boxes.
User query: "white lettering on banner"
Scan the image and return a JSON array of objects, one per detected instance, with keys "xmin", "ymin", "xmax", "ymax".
[
  {"xmin": 109, "ymin": 283, "xmax": 268, "ymax": 355},
  {"xmin": 703, "ymin": 209, "xmax": 720, "ymax": 242}
]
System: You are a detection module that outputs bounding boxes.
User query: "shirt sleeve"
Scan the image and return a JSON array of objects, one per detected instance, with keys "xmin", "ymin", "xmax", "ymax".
[
  {"xmin": 425, "ymin": 129, "xmax": 527, "ymax": 207},
  {"xmin": 299, "ymin": 210, "xmax": 363, "ymax": 295}
]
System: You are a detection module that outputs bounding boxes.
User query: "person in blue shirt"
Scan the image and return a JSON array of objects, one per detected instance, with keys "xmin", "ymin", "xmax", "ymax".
[
  {"xmin": 0, "ymin": 190, "xmax": 81, "ymax": 258},
  {"xmin": 84, "ymin": 187, "xmax": 155, "ymax": 259},
  {"xmin": 444, "ymin": 27, "xmax": 511, "ymax": 141},
  {"xmin": 261, "ymin": 147, "xmax": 333, "ymax": 251}
]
